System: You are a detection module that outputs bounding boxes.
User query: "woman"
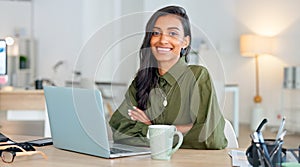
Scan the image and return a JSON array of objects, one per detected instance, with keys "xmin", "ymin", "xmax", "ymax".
[{"xmin": 109, "ymin": 5, "xmax": 227, "ymax": 149}]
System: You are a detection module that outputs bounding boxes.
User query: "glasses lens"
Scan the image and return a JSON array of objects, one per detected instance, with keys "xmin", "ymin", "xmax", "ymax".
[{"xmin": 1, "ymin": 151, "xmax": 14, "ymax": 163}]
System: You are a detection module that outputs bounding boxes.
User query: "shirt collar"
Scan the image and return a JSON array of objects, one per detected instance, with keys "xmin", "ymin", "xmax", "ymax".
[{"xmin": 157, "ymin": 57, "xmax": 188, "ymax": 86}]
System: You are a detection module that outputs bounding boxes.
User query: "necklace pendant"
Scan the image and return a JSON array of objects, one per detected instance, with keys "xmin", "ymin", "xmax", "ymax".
[{"xmin": 163, "ymin": 99, "xmax": 168, "ymax": 107}]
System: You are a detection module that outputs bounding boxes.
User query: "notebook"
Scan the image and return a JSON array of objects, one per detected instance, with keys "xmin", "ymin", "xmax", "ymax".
[{"xmin": 43, "ymin": 86, "xmax": 150, "ymax": 158}]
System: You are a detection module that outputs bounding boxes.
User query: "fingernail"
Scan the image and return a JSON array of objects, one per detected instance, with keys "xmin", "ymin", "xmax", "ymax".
[
  {"xmin": 133, "ymin": 106, "xmax": 137, "ymax": 109},
  {"xmin": 131, "ymin": 117, "xmax": 136, "ymax": 121}
]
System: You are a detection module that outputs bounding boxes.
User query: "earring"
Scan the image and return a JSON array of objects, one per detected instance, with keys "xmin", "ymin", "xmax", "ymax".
[{"xmin": 180, "ymin": 48, "xmax": 186, "ymax": 57}]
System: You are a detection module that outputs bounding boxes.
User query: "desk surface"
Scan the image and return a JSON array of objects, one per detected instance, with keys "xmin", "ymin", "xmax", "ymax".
[
  {"xmin": 1, "ymin": 136, "xmax": 233, "ymax": 167},
  {"xmin": 0, "ymin": 90, "xmax": 45, "ymax": 110}
]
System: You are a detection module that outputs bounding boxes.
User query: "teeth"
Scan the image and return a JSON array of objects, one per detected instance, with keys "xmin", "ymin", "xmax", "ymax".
[{"xmin": 157, "ymin": 47, "xmax": 171, "ymax": 51}]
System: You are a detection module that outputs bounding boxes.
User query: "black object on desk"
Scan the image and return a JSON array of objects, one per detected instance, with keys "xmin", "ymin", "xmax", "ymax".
[
  {"xmin": 27, "ymin": 137, "xmax": 53, "ymax": 147},
  {"xmin": 0, "ymin": 133, "xmax": 9, "ymax": 142}
]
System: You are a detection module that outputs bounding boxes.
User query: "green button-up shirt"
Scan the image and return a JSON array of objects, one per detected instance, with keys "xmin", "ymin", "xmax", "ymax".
[{"xmin": 109, "ymin": 58, "xmax": 227, "ymax": 149}]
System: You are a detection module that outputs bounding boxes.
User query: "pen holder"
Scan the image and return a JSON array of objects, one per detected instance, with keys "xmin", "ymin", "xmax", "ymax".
[{"xmin": 246, "ymin": 139, "xmax": 285, "ymax": 167}]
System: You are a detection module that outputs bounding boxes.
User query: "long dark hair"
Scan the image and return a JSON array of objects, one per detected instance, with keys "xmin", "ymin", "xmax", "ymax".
[{"xmin": 136, "ymin": 6, "xmax": 192, "ymax": 110}]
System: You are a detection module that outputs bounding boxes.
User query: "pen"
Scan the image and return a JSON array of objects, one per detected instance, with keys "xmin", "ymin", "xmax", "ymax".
[
  {"xmin": 256, "ymin": 118, "xmax": 267, "ymax": 132},
  {"xmin": 269, "ymin": 141, "xmax": 283, "ymax": 161},
  {"xmin": 275, "ymin": 117, "xmax": 285, "ymax": 142},
  {"xmin": 256, "ymin": 119, "xmax": 272, "ymax": 167}
]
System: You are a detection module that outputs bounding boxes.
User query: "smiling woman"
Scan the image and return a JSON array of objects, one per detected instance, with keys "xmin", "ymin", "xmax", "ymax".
[{"xmin": 109, "ymin": 5, "xmax": 227, "ymax": 150}]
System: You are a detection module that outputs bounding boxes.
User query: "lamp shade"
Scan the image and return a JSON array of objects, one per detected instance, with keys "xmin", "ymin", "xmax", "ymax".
[{"xmin": 240, "ymin": 34, "xmax": 273, "ymax": 57}]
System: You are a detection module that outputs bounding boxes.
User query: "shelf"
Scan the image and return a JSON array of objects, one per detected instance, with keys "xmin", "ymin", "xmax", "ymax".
[
  {"xmin": 7, "ymin": 38, "xmax": 35, "ymax": 88},
  {"xmin": 281, "ymin": 88, "xmax": 300, "ymax": 133}
]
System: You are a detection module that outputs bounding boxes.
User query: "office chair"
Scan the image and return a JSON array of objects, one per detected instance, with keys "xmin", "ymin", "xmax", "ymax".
[{"xmin": 224, "ymin": 119, "xmax": 239, "ymax": 148}]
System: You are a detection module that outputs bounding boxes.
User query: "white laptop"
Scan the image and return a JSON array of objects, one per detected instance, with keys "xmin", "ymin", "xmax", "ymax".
[{"xmin": 44, "ymin": 86, "xmax": 150, "ymax": 158}]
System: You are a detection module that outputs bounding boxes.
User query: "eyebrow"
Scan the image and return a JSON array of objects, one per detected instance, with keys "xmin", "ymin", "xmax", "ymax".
[{"xmin": 153, "ymin": 27, "xmax": 181, "ymax": 31}]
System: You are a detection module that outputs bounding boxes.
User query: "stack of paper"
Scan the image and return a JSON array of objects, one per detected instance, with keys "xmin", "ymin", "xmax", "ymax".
[{"xmin": 229, "ymin": 150, "xmax": 251, "ymax": 167}]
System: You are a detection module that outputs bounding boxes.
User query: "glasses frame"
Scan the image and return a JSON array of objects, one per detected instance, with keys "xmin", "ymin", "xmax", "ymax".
[{"xmin": 0, "ymin": 145, "xmax": 47, "ymax": 163}]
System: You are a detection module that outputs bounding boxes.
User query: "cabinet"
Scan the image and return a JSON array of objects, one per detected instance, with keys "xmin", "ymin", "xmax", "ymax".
[
  {"xmin": 280, "ymin": 89, "xmax": 300, "ymax": 133},
  {"xmin": 7, "ymin": 38, "xmax": 36, "ymax": 88}
]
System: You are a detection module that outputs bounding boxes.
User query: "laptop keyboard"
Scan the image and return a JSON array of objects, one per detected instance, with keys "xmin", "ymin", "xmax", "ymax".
[{"xmin": 110, "ymin": 147, "xmax": 133, "ymax": 154}]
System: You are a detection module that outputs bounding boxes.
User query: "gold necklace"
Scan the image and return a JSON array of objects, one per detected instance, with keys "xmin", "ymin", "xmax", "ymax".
[{"xmin": 157, "ymin": 85, "xmax": 173, "ymax": 107}]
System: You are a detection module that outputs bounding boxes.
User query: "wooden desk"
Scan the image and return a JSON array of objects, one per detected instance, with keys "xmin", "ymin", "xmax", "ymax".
[
  {"xmin": 0, "ymin": 148, "xmax": 233, "ymax": 167},
  {"xmin": 1, "ymin": 135, "xmax": 234, "ymax": 167},
  {"xmin": 0, "ymin": 90, "xmax": 45, "ymax": 110},
  {"xmin": 0, "ymin": 90, "xmax": 47, "ymax": 136}
]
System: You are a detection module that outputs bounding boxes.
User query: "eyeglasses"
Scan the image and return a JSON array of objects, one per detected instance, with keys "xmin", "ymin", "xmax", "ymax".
[{"xmin": 0, "ymin": 145, "xmax": 47, "ymax": 163}]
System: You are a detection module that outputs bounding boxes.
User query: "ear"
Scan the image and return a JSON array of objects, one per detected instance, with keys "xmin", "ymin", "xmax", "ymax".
[{"xmin": 182, "ymin": 35, "xmax": 190, "ymax": 49}]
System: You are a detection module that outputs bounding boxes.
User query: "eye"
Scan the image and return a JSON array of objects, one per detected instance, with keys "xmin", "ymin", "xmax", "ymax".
[
  {"xmin": 169, "ymin": 31, "xmax": 179, "ymax": 36},
  {"xmin": 152, "ymin": 31, "xmax": 160, "ymax": 36}
]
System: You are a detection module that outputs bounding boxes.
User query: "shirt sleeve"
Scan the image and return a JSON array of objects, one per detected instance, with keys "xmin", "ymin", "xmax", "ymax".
[
  {"xmin": 109, "ymin": 79, "xmax": 150, "ymax": 146},
  {"xmin": 181, "ymin": 66, "xmax": 228, "ymax": 149}
]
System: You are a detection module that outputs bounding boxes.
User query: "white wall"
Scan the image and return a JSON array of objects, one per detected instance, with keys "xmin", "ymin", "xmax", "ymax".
[
  {"xmin": 79, "ymin": 0, "xmax": 116, "ymax": 82},
  {"xmin": 33, "ymin": 0, "xmax": 83, "ymax": 85},
  {"xmin": 69, "ymin": 0, "xmax": 144, "ymax": 84},
  {"xmin": 0, "ymin": 1, "xmax": 31, "ymax": 38},
  {"xmin": 117, "ymin": 0, "xmax": 145, "ymax": 83}
]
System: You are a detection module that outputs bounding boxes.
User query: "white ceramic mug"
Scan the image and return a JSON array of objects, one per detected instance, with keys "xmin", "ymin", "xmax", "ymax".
[{"xmin": 148, "ymin": 125, "xmax": 183, "ymax": 160}]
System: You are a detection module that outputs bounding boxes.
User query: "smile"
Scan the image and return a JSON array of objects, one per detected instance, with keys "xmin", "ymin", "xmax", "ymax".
[{"xmin": 156, "ymin": 47, "xmax": 172, "ymax": 53}]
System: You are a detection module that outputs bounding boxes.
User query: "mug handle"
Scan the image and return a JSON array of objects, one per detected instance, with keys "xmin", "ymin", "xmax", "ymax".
[{"xmin": 169, "ymin": 130, "xmax": 183, "ymax": 156}]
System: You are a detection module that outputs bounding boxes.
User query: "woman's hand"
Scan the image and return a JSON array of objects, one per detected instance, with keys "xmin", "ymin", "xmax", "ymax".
[{"xmin": 128, "ymin": 106, "xmax": 152, "ymax": 125}]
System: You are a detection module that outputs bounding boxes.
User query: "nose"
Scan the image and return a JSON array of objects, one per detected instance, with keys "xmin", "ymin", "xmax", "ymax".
[{"xmin": 159, "ymin": 33, "xmax": 169, "ymax": 44}]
